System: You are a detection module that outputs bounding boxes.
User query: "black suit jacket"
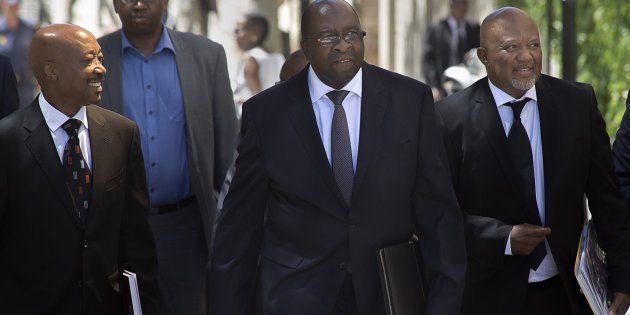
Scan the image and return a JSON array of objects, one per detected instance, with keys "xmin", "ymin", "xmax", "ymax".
[
  {"xmin": 612, "ymin": 90, "xmax": 630, "ymax": 202},
  {"xmin": 0, "ymin": 100, "xmax": 159, "ymax": 315},
  {"xmin": 437, "ymin": 76, "xmax": 630, "ymax": 314},
  {"xmin": 210, "ymin": 64, "xmax": 466, "ymax": 315},
  {"xmin": 422, "ymin": 18, "xmax": 480, "ymax": 89},
  {"xmin": 0, "ymin": 54, "xmax": 18, "ymax": 119}
]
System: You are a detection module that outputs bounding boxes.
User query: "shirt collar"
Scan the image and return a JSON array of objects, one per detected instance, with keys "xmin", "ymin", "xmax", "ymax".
[
  {"xmin": 488, "ymin": 78, "xmax": 538, "ymax": 109},
  {"xmin": 38, "ymin": 93, "xmax": 89, "ymax": 133},
  {"xmin": 307, "ymin": 65, "xmax": 363, "ymax": 104},
  {"xmin": 121, "ymin": 25, "xmax": 175, "ymax": 56}
]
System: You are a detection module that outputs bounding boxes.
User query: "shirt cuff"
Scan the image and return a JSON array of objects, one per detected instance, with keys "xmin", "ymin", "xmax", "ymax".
[{"xmin": 504, "ymin": 227, "xmax": 514, "ymax": 255}]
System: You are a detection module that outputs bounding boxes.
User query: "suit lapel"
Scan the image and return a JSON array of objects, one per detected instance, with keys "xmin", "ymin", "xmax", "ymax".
[
  {"xmin": 285, "ymin": 67, "xmax": 348, "ymax": 210},
  {"xmin": 23, "ymin": 101, "xmax": 82, "ymax": 229},
  {"xmin": 85, "ymin": 106, "xmax": 114, "ymax": 232},
  {"xmin": 473, "ymin": 80, "xmax": 541, "ymax": 225},
  {"xmin": 352, "ymin": 64, "xmax": 387, "ymax": 205},
  {"xmin": 101, "ymin": 31, "xmax": 123, "ymax": 113},
  {"xmin": 536, "ymin": 76, "xmax": 560, "ymax": 227}
]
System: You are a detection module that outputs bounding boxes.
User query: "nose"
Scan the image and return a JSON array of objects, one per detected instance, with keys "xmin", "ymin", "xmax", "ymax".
[
  {"xmin": 332, "ymin": 38, "xmax": 352, "ymax": 52},
  {"xmin": 94, "ymin": 63, "xmax": 107, "ymax": 76},
  {"xmin": 515, "ymin": 47, "xmax": 534, "ymax": 62}
]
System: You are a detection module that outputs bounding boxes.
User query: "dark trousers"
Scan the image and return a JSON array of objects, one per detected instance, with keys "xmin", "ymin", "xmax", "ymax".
[
  {"xmin": 331, "ymin": 272, "xmax": 360, "ymax": 315},
  {"xmin": 149, "ymin": 202, "xmax": 208, "ymax": 315},
  {"xmin": 523, "ymin": 276, "xmax": 573, "ymax": 315}
]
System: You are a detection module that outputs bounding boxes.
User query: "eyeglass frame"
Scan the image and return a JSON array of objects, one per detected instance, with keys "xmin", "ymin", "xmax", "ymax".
[{"xmin": 305, "ymin": 30, "xmax": 367, "ymax": 47}]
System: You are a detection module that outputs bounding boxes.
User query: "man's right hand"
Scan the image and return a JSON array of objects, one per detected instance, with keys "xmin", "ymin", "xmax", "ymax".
[{"xmin": 510, "ymin": 224, "xmax": 551, "ymax": 256}]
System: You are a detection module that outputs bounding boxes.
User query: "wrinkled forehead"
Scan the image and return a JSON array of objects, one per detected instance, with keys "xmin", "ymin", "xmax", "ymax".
[{"xmin": 486, "ymin": 16, "xmax": 540, "ymax": 43}]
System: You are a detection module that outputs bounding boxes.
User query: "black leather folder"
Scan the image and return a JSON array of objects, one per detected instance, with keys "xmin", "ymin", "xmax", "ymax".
[{"xmin": 376, "ymin": 241, "xmax": 426, "ymax": 315}]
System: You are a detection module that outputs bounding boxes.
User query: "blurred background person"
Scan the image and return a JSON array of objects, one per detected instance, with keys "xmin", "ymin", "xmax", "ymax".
[
  {"xmin": 0, "ymin": 0, "xmax": 36, "ymax": 108},
  {"xmin": 422, "ymin": 0, "xmax": 480, "ymax": 101},
  {"xmin": 279, "ymin": 48, "xmax": 307, "ymax": 82},
  {"xmin": 233, "ymin": 13, "xmax": 284, "ymax": 119},
  {"xmin": 98, "ymin": 0, "xmax": 238, "ymax": 314},
  {"xmin": 0, "ymin": 53, "xmax": 18, "ymax": 118}
]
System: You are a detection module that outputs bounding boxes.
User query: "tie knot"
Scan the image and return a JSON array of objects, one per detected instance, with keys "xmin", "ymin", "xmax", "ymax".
[
  {"xmin": 61, "ymin": 119, "xmax": 82, "ymax": 137},
  {"xmin": 505, "ymin": 98, "xmax": 531, "ymax": 118},
  {"xmin": 327, "ymin": 90, "xmax": 350, "ymax": 107}
]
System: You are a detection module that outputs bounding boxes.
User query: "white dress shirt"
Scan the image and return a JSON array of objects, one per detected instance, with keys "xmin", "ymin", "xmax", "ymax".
[
  {"xmin": 308, "ymin": 66, "xmax": 362, "ymax": 171},
  {"xmin": 38, "ymin": 93, "xmax": 92, "ymax": 170},
  {"xmin": 488, "ymin": 80, "xmax": 558, "ymax": 282}
]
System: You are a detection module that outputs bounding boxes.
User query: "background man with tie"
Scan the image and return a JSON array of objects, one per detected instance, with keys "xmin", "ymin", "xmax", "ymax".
[
  {"xmin": 210, "ymin": 1, "xmax": 466, "ymax": 314},
  {"xmin": 437, "ymin": 7, "xmax": 630, "ymax": 315},
  {"xmin": 422, "ymin": 0, "xmax": 480, "ymax": 101},
  {"xmin": 0, "ymin": 24, "xmax": 159, "ymax": 314}
]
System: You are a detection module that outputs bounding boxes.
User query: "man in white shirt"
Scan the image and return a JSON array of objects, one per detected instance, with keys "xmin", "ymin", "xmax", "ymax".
[
  {"xmin": 0, "ymin": 24, "xmax": 159, "ymax": 314},
  {"xmin": 210, "ymin": 1, "xmax": 466, "ymax": 314},
  {"xmin": 437, "ymin": 7, "xmax": 630, "ymax": 315}
]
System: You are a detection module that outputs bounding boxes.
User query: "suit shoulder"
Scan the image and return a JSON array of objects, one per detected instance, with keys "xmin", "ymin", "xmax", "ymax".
[
  {"xmin": 369, "ymin": 65, "xmax": 431, "ymax": 94},
  {"xmin": 97, "ymin": 30, "xmax": 119, "ymax": 47},
  {"xmin": 89, "ymin": 105, "xmax": 137, "ymax": 131},
  {"xmin": 170, "ymin": 29, "xmax": 223, "ymax": 51},
  {"xmin": 437, "ymin": 78, "xmax": 485, "ymax": 120},
  {"xmin": 540, "ymin": 74, "xmax": 593, "ymax": 95}
]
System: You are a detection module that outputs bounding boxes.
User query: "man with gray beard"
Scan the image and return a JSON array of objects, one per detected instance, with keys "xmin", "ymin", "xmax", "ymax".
[{"xmin": 437, "ymin": 7, "xmax": 630, "ymax": 315}]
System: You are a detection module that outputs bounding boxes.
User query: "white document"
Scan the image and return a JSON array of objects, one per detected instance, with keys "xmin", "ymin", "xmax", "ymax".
[{"xmin": 123, "ymin": 270, "xmax": 143, "ymax": 315}]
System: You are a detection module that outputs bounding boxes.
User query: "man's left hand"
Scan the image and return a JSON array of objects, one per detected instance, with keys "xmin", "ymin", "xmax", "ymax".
[{"xmin": 608, "ymin": 292, "xmax": 630, "ymax": 315}]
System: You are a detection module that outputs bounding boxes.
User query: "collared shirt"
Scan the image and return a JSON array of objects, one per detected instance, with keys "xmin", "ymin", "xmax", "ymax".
[
  {"xmin": 447, "ymin": 16, "xmax": 466, "ymax": 64},
  {"xmin": 121, "ymin": 26, "xmax": 190, "ymax": 206},
  {"xmin": 38, "ymin": 93, "xmax": 92, "ymax": 169},
  {"xmin": 308, "ymin": 66, "xmax": 362, "ymax": 171},
  {"xmin": 489, "ymin": 79, "xmax": 559, "ymax": 282}
]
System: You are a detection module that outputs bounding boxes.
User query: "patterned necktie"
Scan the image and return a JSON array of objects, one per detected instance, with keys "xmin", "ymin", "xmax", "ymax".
[
  {"xmin": 327, "ymin": 90, "xmax": 354, "ymax": 207},
  {"xmin": 62, "ymin": 119, "xmax": 92, "ymax": 224},
  {"xmin": 506, "ymin": 98, "xmax": 546, "ymax": 270}
]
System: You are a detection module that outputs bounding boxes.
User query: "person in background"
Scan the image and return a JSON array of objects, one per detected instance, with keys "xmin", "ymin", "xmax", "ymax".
[
  {"xmin": 98, "ymin": 0, "xmax": 238, "ymax": 314},
  {"xmin": 233, "ymin": 13, "xmax": 285, "ymax": 119},
  {"xmin": 438, "ymin": 7, "xmax": 630, "ymax": 315},
  {"xmin": 211, "ymin": 1, "xmax": 466, "ymax": 314},
  {"xmin": 279, "ymin": 49, "xmax": 308, "ymax": 82},
  {"xmin": 0, "ymin": 23, "xmax": 159, "ymax": 314},
  {"xmin": 0, "ymin": 53, "xmax": 18, "ymax": 118},
  {"xmin": 612, "ymin": 90, "xmax": 630, "ymax": 201},
  {"xmin": 0, "ymin": 0, "xmax": 36, "ymax": 108},
  {"xmin": 422, "ymin": 0, "xmax": 480, "ymax": 101}
]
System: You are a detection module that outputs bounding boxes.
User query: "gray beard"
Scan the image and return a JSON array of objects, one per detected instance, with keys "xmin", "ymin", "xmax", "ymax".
[{"xmin": 511, "ymin": 76, "xmax": 537, "ymax": 91}]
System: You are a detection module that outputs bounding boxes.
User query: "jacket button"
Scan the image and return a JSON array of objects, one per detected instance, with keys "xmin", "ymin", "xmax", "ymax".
[
  {"xmin": 339, "ymin": 262, "xmax": 347, "ymax": 270},
  {"xmin": 83, "ymin": 240, "xmax": 88, "ymax": 248}
]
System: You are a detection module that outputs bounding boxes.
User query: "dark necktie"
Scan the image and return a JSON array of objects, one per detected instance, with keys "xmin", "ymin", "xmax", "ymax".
[
  {"xmin": 62, "ymin": 119, "xmax": 92, "ymax": 224},
  {"xmin": 328, "ymin": 90, "xmax": 354, "ymax": 207},
  {"xmin": 506, "ymin": 98, "xmax": 546, "ymax": 270}
]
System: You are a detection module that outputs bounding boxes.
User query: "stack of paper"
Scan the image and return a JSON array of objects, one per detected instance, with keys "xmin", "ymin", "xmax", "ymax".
[
  {"xmin": 574, "ymin": 219, "xmax": 610, "ymax": 315},
  {"xmin": 123, "ymin": 270, "xmax": 143, "ymax": 315}
]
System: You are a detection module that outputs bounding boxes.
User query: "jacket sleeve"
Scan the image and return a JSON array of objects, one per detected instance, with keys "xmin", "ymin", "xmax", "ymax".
[
  {"xmin": 413, "ymin": 86, "xmax": 466, "ymax": 315},
  {"xmin": 210, "ymin": 104, "xmax": 268, "ymax": 315},
  {"xmin": 0, "ymin": 58, "xmax": 19, "ymax": 119}
]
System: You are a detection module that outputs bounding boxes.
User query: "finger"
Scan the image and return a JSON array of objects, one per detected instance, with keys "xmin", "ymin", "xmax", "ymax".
[{"xmin": 608, "ymin": 294, "xmax": 622, "ymax": 315}]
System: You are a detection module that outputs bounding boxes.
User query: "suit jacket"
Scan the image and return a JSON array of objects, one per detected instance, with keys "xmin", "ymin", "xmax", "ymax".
[
  {"xmin": 0, "ymin": 54, "xmax": 18, "ymax": 119},
  {"xmin": 422, "ymin": 18, "xmax": 480, "ymax": 89},
  {"xmin": 612, "ymin": 90, "xmax": 630, "ymax": 202},
  {"xmin": 0, "ymin": 100, "xmax": 159, "ymax": 314},
  {"xmin": 98, "ymin": 28, "xmax": 238, "ymax": 254},
  {"xmin": 437, "ymin": 76, "xmax": 630, "ymax": 314},
  {"xmin": 210, "ymin": 64, "xmax": 466, "ymax": 315}
]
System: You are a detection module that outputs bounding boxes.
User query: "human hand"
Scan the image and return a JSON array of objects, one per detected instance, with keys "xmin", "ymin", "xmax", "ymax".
[
  {"xmin": 608, "ymin": 292, "xmax": 630, "ymax": 315},
  {"xmin": 510, "ymin": 224, "xmax": 551, "ymax": 256}
]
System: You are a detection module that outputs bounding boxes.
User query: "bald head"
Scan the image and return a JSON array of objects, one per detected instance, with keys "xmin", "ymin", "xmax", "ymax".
[
  {"xmin": 280, "ymin": 50, "xmax": 308, "ymax": 82},
  {"xmin": 29, "ymin": 24, "xmax": 97, "ymax": 85},
  {"xmin": 480, "ymin": 7, "xmax": 538, "ymax": 49},
  {"xmin": 29, "ymin": 24, "xmax": 106, "ymax": 115},
  {"xmin": 301, "ymin": 0, "xmax": 359, "ymax": 39}
]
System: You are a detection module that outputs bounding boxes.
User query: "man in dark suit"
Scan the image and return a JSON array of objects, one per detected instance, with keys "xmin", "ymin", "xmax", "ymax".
[
  {"xmin": 422, "ymin": 0, "xmax": 480, "ymax": 101},
  {"xmin": 210, "ymin": 1, "xmax": 466, "ymax": 314},
  {"xmin": 98, "ymin": 0, "xmax": 237, "ymax": 313},
  {"xmin": 612, "ymin": 90, "xmax": 630, "ymax": 202},
  {"xmin": 437, "ymin": 7, "xmax": 630, "ymax": 315},
  {"xmin": 0, "ymin": 24, "xmax": 159, "ymax": 314},
  {"xmin": 0, "ymin": 53, "xmax": 18, "ymax": 118}
]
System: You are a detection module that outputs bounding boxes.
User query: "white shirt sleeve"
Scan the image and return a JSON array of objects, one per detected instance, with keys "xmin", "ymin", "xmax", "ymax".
[{"xmin": 505, "ymin": 227, "xmax": 514, "ymax": 255}]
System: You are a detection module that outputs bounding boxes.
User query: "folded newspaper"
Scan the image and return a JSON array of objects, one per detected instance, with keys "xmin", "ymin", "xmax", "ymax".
[
  {"xmin": 574, "ymin": 219, "xmax": 610, "ymax": 315},
  {"xmin": 123, "ymin": 270, "xmax": 143, "ymax": 315}
]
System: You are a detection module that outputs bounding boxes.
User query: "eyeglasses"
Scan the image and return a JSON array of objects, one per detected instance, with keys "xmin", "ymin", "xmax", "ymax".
[
  {"xmin": 311, "ymin": 31, "xmax": 366, "ymax": 47},
  {"xmin": 119, "ymin": 0, "xmax": 157, "ymax": 5}
]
